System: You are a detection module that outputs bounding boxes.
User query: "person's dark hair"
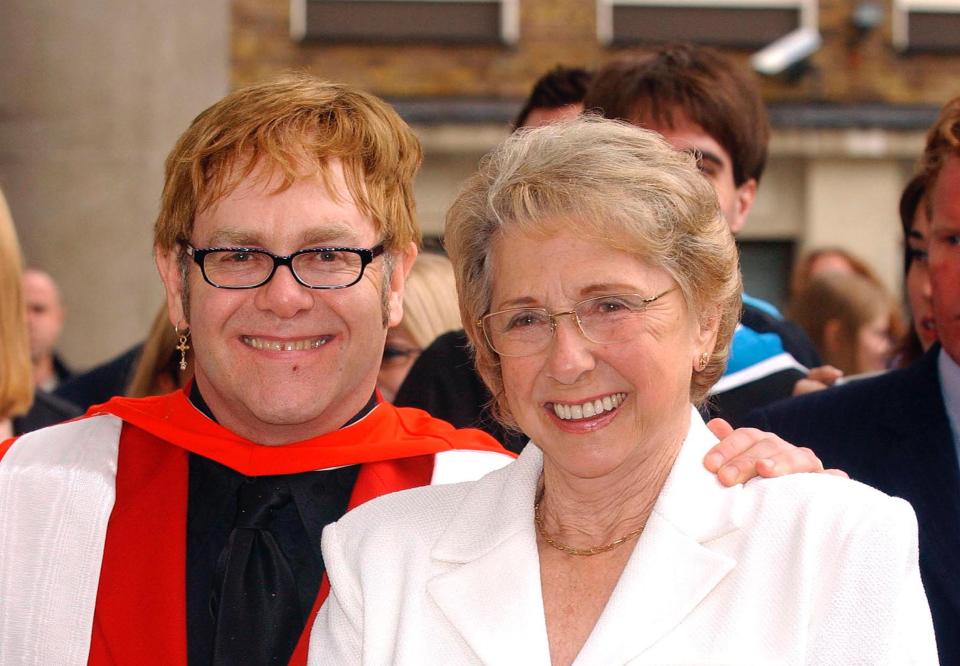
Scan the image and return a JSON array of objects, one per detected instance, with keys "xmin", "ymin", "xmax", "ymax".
[
  {"xmin": 583, "ymin": 44, "xmax": 769, "ymax": 186},
  {"xmin": 512, "ymin": 66, "xmax": 593, "ymax": 130},
  {"xmin": 899, "ymin": 173, "xmax": 927, "ymax": 273},
  {"xmin": 895, "ymin": 172, "xmax": 929, "ymax": 368}
]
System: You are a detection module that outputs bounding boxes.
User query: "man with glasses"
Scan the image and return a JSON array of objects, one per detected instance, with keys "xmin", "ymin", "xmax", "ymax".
[
  {"xmin": 0, "ymin": 76, "xmax": 512, "ymax": 666},
  {"xmin": 1, "ymin": 75, "xmax": 828, "ymax": 666}
]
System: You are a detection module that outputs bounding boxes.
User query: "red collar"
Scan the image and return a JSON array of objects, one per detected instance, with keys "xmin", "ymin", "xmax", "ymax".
[{"xmin": 91, "ymin": 389, "xmax": 506, "ymax": 476}]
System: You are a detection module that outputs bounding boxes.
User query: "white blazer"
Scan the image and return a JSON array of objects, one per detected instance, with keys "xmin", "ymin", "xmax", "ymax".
[{"xmin": 310, "ymin": 409, "xmax": 937, "ymax": 665}]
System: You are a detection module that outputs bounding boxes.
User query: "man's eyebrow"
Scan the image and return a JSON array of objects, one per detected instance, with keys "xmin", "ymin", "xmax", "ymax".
[
  {"xmin": 205, "ymin": 230, "xmax": 263, "ymax": 246},
  {"xmin": 203, "ymin": 222, "xmax": 367, "ymax": 248},
  {"xmin": 301, "ymin": 222, "xmax": 366, "ymax": 247}
]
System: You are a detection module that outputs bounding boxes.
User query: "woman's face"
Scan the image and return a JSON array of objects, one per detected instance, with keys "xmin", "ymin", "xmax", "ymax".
[
  {"xmin": 854, "ymin": 313, "xmax": 893, "ymax": 374},
  {"xmin": 490, "ymin": 228, "xmax": 717, "ymax": 480},
  {"xmin": 906, "ymin": 203, "xmax": 938, "ymax": 351},
  {"xmin": 376, "ymin": 327, "xmax": 421, "ymax": 403}
]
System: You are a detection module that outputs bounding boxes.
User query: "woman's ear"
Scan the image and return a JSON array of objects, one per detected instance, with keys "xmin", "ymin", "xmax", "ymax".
[
  {"xmin": 699, "ymin": 306, "xmax": 722, "ymax": 350},
  {"xmin": 822, "ymin": 318, "xmax": 844, "ymax": 358}
]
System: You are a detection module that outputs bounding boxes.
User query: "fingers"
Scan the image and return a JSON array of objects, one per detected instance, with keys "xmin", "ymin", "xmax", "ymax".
[
  {"xmin": 703, "ymin": 426, "xmax": 771, "ymax": 474},
  {"xmin": 792, "ymin": 378, "xmax": 829, "ymax": 396},
  {"xmin": 824, "ymin": 468, "xmax": 849, "ymax": 479},
  {"xmin": 706, "ymin": 429, "xmax": 827, "ymax": 486},
  {"xmin": 806, "ymin": 365, "xmax": 843, "ymax": 385},
  {"xmin": 706, "ymin": 417, "xmax": 734, "ymax": 439}
]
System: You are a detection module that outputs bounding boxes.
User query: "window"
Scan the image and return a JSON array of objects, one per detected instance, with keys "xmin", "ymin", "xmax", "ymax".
[
  {"xmin": 893, "ymin": 0, "xmax": 960, "ymax": 52},
  {"xmin": 291, "ymin": 0, "xmax": 519, "ymax": 44},
  {"xmin": 597, "ymin": 0, "xmax": 817, "ymax": 49}
]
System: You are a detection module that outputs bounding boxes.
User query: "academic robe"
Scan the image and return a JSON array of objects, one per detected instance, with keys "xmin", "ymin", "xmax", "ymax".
[{"xmin": 0, "ymin": 388, "xmax": 513, "ymax": 666}]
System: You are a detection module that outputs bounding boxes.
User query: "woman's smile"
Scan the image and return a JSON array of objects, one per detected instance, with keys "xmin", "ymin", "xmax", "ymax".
[{"xmin": 548, "ymin": 392, "xmax": 626, "ymax": 420}]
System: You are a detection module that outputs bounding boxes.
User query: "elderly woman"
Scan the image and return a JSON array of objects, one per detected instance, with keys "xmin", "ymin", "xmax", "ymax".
[{"xmin": 309, "ymin": 118, "xmax": 935, "ymax": 664}]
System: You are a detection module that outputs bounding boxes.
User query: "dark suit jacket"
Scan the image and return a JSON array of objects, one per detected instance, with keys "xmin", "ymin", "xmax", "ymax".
[{"xmin": 744, "ymin": 345, "xmax": 960, "ymax": 665}]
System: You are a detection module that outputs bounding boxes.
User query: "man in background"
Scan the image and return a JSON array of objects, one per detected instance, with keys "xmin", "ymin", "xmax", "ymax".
[
  {"xmin": 22, "ymin": 267, "xmax": 73, "ymax": 390},
  {"xmin": 512, "ymin": 65, "xmax": 592, "ymax": 129},
  {"xmin": 583, "ymin": 46, "xmax": 824, "ymax": 424}
]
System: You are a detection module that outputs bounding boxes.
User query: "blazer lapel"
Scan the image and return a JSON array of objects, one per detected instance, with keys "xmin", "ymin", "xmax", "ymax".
[
  {"xmin": 427, "ymin": 411, "xmax": 741, "ymax": 665},
  {"xmin": 427, "ymin": 445, "xmax": 551, "ymax": 665},
  {"xmin": 577, "ymin": 411, "xmax": 740, "ymax": 664},
  {"xmin": 877, "ymin": 349, "xmax": 960, "ymax": 617}
]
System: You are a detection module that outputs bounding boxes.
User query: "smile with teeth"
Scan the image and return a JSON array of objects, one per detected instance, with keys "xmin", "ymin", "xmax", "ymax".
[
  {"xmin": 241, "ymin": 335, "xmax": 330, "ymax": 351},
  {"xmin": 551, "ymin": 393, "xmax": 626, "ymax": 420}
]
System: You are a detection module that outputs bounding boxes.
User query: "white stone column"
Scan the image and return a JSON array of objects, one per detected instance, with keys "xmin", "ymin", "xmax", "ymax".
[{"xmin": 0, "ymin": 1, "xmax": 229, "ymax": 369}]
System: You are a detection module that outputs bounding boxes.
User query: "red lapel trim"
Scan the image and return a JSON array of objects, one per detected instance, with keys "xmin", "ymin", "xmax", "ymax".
[
  {"xmin": 89, "ymin": 422, "xmax": 189, "ymax": 665},
  {"xmin": 95, "ymin": 390, "xmax": 504, "ymax": 475}
]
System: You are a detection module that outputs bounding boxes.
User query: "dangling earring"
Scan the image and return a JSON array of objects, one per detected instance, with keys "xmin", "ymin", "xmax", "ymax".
[
  {"xmin": 697, "ymin": 351, "xmax": 710, "ymax": 372},
  {"xmin": 175, "ymin": 324, "xmax": 191, "ymax": 371}
]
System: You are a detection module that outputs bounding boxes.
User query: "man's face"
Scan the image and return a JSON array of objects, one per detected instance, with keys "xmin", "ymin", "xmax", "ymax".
[
  {"xmin": 928, "ymin": 154, "xmax": 960, "ymax": 364},
  {"xmin": 639, "ymin": 111, "xmax": 757, "ymax": 235},
  {"xmin": 22, "ymin": 269, "xmax": 65, "ymax": 363},
  {"xmin": 157, "ymin": 159, "xmax": 416, "ymax": 445}
]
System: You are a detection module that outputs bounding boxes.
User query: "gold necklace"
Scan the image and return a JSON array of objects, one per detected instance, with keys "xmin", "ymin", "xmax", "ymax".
[{"xmin": 534, "ymin": 499, "xmax": 645, "ymax": 557}]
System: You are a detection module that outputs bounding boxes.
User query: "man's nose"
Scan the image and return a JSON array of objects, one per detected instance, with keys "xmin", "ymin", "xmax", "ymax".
[{"xmin": 253, "ymin": 264, "xmax": 314, "ymax": 318}]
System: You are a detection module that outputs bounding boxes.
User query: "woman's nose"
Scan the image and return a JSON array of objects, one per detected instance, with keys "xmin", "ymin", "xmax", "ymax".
[{"xmin": 544, "ymin": 314, "xmax": 596, "ymax": 384}]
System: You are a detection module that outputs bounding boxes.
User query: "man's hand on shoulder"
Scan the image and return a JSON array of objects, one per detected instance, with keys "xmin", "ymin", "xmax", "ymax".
[{"xmin": 704, "ymin": 418, "xmax": 848, "ymax": 486}]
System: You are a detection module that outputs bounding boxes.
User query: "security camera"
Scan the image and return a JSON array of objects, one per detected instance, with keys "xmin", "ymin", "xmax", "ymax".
[{"xmin": 751, "ymin": 28, "xmax": 822, "ymax": 77}]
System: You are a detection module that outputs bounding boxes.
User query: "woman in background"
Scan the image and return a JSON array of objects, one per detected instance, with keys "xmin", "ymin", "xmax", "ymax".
[
  {"xmin": 790, "ymin": 271, "xmax": 900, "ymax": 376},
  {"xmin": 377, "ymin": 252, "xmax": 461, "ymax": 402},
  {"xmin": 0, "ymin": 189, "xmax": 33, "ymax": 440}
]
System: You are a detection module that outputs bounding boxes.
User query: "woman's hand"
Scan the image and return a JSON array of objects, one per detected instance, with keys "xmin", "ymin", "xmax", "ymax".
[
  {"xmin": 703, "ymin": 418, "xmax": 849, "ymax": 486},
  {"xmin": 792, "ymin": 365, "xmax": 844, "ymax": 396}
]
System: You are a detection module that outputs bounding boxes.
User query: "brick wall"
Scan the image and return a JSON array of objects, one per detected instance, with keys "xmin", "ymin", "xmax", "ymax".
[{"xmin": 233, "ymin": 0, "xmax": 960, "ymax": 107}]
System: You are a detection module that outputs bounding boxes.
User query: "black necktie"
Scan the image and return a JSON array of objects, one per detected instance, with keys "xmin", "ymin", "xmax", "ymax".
[{"xmin": 211, "ymin": 477, "xmax": 302, "ymax": 665}]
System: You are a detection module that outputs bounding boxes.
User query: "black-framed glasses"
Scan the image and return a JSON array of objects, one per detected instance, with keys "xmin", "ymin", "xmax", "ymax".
[
  {"xmin": 479, "ymin": 289, "xmax": 676, "ymax": 357},
  {"xmin": 185, "ymin": 243, "xmax": 384, "ymax": 289}
]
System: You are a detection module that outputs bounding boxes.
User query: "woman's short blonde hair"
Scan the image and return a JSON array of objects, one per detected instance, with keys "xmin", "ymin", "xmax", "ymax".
[
  {"xmin": 397, "ymin": 252, "xmax": 461, "ymax": 348},
  {"xmin": 445, "ymin": 116, "xmax": 741, "ymax": 427},
  {"xmin": 0, "ymin": 189, "xmax": 34, "ymax": 419}
]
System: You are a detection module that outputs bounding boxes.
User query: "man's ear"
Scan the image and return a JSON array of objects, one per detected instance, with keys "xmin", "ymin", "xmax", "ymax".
[
  {"xmin": 155, "ymin": 246, "xmax": 188, "ymax": 328},
  {"xmin": 728, "ymin": 178, "xmax": 758, "ymax": 235},
  {"xmin": 386, "ymin": 242, "xmax": 418, "ymax": 329}
]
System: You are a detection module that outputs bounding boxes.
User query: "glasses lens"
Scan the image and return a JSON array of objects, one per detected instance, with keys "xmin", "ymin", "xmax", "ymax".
[
  {"xmin": 575, "ymin": 294, "xmax": 650, "ymax": 344},
  {"xmin": 293, "ymin": 249, "xmax": 364, "ymax": 288},
  {"xmin": 202, "ymin": 250, "xmax": 274, "ymax": 287},
  {"xmin": 483, "ymin": 309, "xmax": 552, "ymax": 356}
]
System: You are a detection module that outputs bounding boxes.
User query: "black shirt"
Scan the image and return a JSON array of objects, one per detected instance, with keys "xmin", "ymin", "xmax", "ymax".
[{"xmin": 185, "ymin": 385, "xmax": 372, "ymax": 665}]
